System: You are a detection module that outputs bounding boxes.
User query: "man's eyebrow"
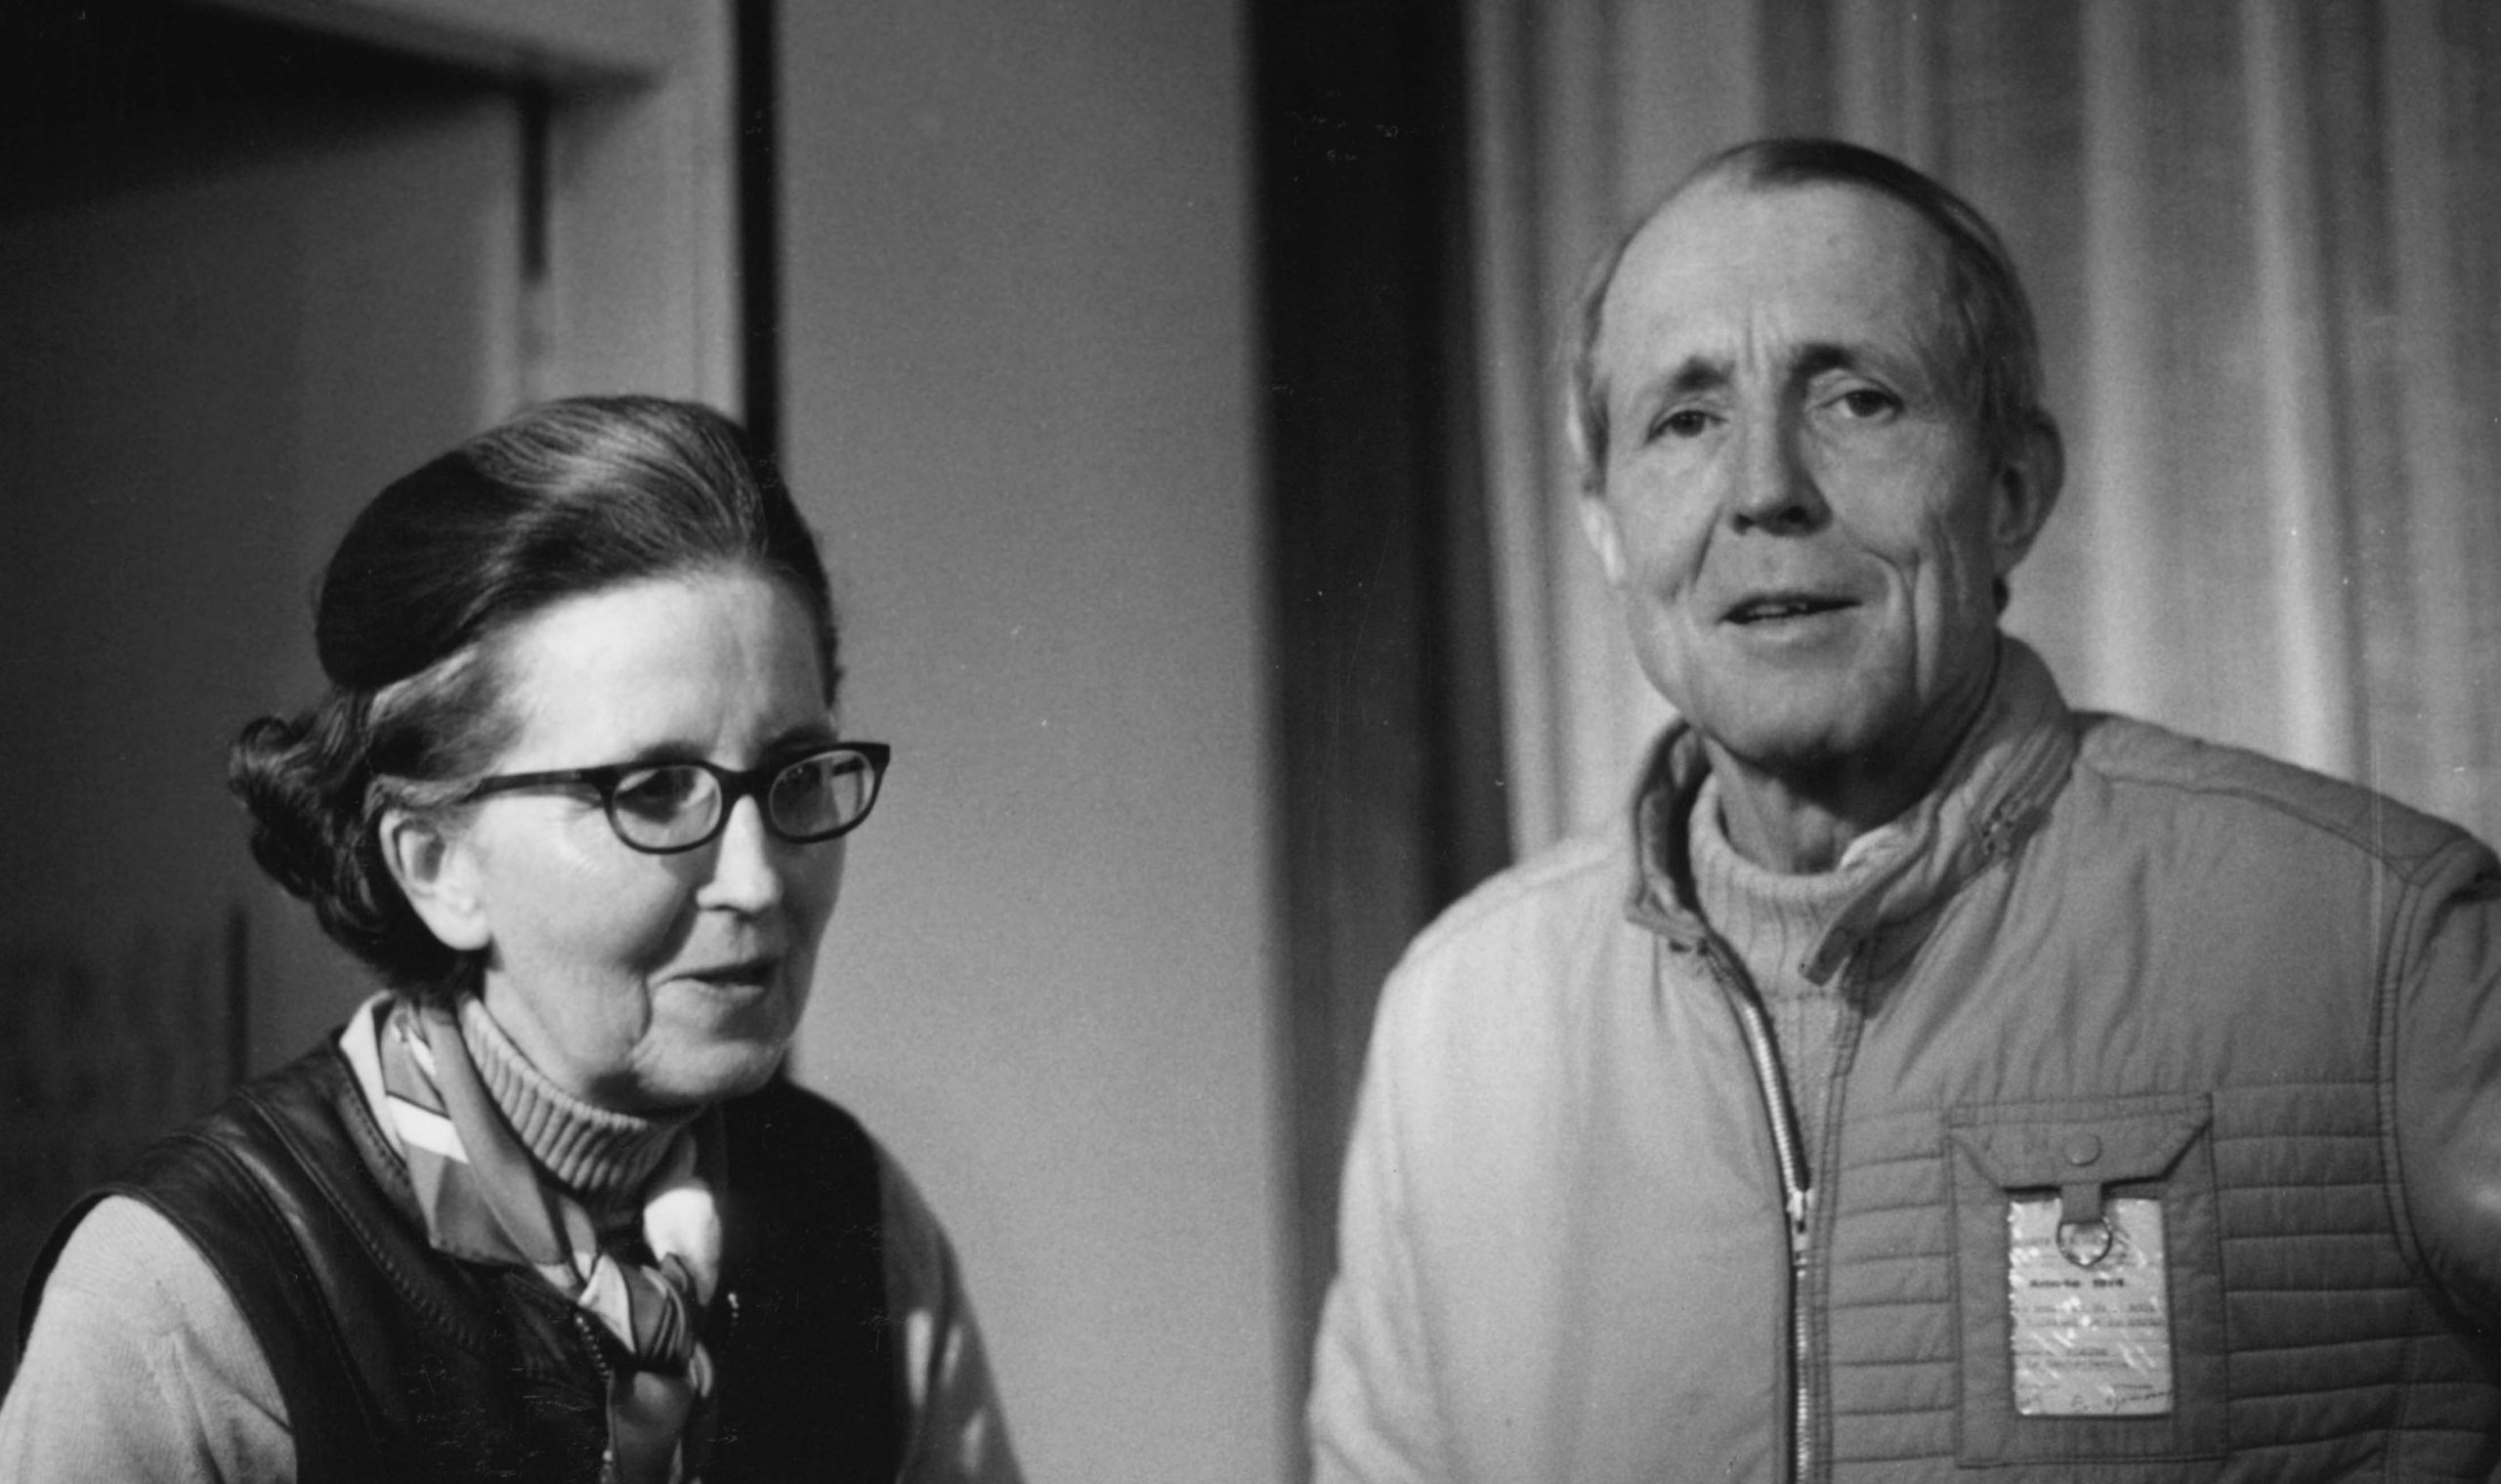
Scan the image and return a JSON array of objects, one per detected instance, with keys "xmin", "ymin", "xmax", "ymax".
[
  {"xmin": 1619, "ymin": 342, "xmax": 1930, "ymax": 417},
  {"xmin": 1625, "ymin": 356, "xmax": 1731, "ymax": 408},
  {"xmin": 1793, "ymin": 343, "xmax": 1859, "ymax": 378},
  {"xmin": 1666, "ymin": 358, "xmax": 1731, "ymax": 395},
  {"xmin": 1793, "ymin": 339, "xmax": 1930, "ymax": 388}
]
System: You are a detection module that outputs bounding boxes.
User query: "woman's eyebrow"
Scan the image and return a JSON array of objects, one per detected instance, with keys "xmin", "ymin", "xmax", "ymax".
[
  {"xmin": 600, "ymin": 740, "xmax": 712, "ymax": 768},
  {"xmin": 769, "ymin": 720, "xmax": 842, "ymax": 752}
]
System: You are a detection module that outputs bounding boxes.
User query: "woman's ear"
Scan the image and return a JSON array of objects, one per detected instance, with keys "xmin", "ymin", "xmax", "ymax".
[{"xmin": 381, "ymin": 810, "xmax": 490, "ymax": 952}]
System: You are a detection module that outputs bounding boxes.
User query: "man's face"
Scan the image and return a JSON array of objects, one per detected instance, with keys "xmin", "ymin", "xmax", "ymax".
[{"xmin": 1580, "ymin": 178, "xmax": 2053, "ymax": 784}]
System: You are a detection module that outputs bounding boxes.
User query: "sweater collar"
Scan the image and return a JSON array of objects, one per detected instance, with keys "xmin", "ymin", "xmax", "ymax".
[
  {"xmin": 1626, "ymin": 636, "xmax": 2079, "ymax": 980},
  {"xmin": 456, "ymin": 996, "xmax": 696, "ymax": 1223}
]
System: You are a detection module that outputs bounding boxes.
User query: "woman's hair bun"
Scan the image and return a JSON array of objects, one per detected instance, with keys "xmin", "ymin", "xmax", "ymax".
[
  {"xmin": 229, "ymin": 710, "xmax": 336, "ymax": 905},
  {"xmin": 229, "ymin": 698, "xmax": 461, "ymax": 990}
]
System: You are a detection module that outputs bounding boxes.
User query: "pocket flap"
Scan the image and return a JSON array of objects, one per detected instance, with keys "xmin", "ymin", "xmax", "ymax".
[{"xmin": 1949, "ymin": 1094, "xmax": 2210, "ymax": 1190}]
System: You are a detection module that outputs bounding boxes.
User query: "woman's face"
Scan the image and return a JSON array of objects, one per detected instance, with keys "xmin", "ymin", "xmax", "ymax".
[{"xmin": 414, "ymin": 569, "xmax": 845, "ymax": 1112}]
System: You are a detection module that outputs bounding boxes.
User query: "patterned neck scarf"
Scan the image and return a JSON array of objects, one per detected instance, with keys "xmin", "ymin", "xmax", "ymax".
[{"xmin": 376, "ymin": 999, "xmax": 724, "ymax": 1484}]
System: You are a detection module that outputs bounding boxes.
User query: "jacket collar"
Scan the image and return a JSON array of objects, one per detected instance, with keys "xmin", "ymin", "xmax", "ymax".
[{"xmin": 1625, "ymin": 637, "xmax": 2079, "ymax": 981}]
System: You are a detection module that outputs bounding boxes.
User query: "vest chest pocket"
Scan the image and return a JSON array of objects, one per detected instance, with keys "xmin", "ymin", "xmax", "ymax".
[{"xmin": 1946, "ymin": 1093, "xmax": 2225, "ymax": 1465}]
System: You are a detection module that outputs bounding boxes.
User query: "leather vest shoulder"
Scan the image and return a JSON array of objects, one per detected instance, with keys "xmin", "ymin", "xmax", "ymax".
[{"xmin": 23, "ymin": 1040, "xmax": 902, "ymax": 1483}]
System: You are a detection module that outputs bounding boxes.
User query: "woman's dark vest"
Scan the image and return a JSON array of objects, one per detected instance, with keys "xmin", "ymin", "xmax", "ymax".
[{"xmin": 19, "ymin": 1041, "xmax": 904, "ymax": 1482}]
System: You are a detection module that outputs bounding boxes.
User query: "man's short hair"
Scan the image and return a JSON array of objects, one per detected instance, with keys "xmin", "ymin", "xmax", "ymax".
[{"xmin": 1568, "ymin": 138, "xmax": 2051, "ymax": 489}]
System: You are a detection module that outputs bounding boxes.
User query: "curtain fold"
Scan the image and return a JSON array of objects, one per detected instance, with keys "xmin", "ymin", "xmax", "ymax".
[{"xmin": 1472, "ymin": 0, "xmax": 2501, "ymax": 851}]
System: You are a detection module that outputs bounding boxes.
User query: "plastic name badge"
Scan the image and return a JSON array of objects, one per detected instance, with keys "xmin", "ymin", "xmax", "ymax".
[{"xmin": 2008, "ymin": 1195, "xmax": 2173, "ymax": 1417}]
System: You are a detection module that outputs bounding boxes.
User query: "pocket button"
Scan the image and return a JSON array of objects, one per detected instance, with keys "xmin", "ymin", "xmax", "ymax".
[{"xmin": 2063, "ymin": 1132, "xmax": 2102, "ymax": 1167}]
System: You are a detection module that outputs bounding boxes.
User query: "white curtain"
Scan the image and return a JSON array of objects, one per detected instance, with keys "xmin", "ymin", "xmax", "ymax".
[{"xmin": 1471, "ymin": 0, "xmax": 2501, "ymax": 853}]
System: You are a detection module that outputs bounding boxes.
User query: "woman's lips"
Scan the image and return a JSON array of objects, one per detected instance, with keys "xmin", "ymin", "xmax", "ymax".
[{"xmin": 680, "ymin": 957, "xmax": 780, "ymax": 994}]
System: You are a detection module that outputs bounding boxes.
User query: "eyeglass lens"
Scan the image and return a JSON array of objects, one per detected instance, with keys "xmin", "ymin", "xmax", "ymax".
[{"xmin": 609, "ymin": 752, "xmax": 876, "ymax": 850}]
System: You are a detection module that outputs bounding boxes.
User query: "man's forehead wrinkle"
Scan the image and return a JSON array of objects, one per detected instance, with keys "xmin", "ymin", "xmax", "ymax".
[{"xmin": 1596, "ymin": 176, "xmax": 1963, "ymax": 388}]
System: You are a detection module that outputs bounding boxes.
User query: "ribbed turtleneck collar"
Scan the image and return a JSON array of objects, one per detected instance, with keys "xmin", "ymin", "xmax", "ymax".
[
  {"xmin": 455, "ymin": 996, "xmax": 697, "ymax": 1221},
  {"xmin": 1630, "ymin": 636, "xmax": 2082, "ymax": 981},
  {"xmin": 1687, "ymin": 770, "xmax": 1908, "ymax": 994}
]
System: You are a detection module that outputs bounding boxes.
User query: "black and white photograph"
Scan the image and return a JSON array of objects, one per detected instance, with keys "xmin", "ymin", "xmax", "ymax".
[{"xmin": 2, "ymin": 2, "xmax": 2495, "ymax": 1481}]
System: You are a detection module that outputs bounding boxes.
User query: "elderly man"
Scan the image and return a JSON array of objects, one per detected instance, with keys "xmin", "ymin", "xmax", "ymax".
[{"xmin": 1307, "ymin": 139, "xmax": 2501, "ymax": 1482}]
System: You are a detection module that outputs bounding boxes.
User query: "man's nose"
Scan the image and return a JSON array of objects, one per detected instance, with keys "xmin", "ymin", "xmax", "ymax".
[
  {"xmin": 1726, "ymin": 410, "xmax": 1827, "ymax": 533},
  {"xmin": 698, "ymin": 795, "xmax": 786, "ymax": 913}
]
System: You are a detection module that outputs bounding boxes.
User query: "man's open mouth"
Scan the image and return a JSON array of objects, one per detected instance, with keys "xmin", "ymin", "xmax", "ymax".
[{"xmin": 1725, "ymin": 594, "xmax": 1853, "ymax": 623}]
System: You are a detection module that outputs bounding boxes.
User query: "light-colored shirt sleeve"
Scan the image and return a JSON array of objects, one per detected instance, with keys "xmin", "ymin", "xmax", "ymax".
[
  {"xmin": 879, "ymin": 1154, "xmax": 1026, "ymax": 1484},
  {"xmin": 0, "ymin": 1195, "xmax": 292, "ymax": 1483},
  {"xmin": 1305, "ymin": 983, "xmax": 1445, "ymax": 1484}
]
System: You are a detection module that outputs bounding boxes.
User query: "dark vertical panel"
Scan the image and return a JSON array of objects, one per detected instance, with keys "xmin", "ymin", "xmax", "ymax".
[
  {"xmin": 2309, "ymin": 0, "xmax": 2411, "ymax": 796},
  {"xmin": 1252, "ymin": 0, "xmax": 1509, "ymax": 1417},
  {"xmin": 0, "ymin": 0, "xmax": 509, "ymax": 1387},
  {"xmin": 736, "ymin": 0, "xmax": 781, "ymax": 457},
  {"xmin": 2438, "ymin": 0, "xmax": 2501, "ymax": 827}
]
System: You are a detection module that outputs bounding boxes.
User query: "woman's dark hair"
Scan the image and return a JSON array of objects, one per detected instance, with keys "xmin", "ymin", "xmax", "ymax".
[{"xmin": 230, "ymin": 396, "xmax": 838, "ymax": 998}]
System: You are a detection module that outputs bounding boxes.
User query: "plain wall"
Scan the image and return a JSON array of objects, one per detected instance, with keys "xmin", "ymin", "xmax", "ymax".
[{"xmin": 777, "ymin": 4, "xmax": 1291, "ymax": 1481}]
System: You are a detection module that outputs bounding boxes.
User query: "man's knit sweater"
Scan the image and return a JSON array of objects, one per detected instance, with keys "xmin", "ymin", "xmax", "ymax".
[{"xmin": 1686, "ymin": 770, "xmax": 1909, "ymax": 1176}]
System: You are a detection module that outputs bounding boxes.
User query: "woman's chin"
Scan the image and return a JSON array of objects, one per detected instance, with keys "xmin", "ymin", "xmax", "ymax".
[
  {"xmin": 685, "ymin": 1046, "xmax": 789, "ymax": 1102},
  {"xmin": 631, "ymin": 993, "xmax": 799, "ymax": 1102},
  {"xmin": 614, "ymin": 1039, "xmax": 790, "ymax": 1112}
]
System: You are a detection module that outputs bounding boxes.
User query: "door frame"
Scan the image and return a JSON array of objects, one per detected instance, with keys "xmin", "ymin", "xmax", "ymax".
[{"xmin": 200, "ymin": 0, "xmax": 746, "ymax": 415}]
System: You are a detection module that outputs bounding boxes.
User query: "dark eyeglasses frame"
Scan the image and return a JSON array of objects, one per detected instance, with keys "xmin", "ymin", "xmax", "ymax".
[{"xmin": 462, "ymin": 742, "xmax": 892, "ymax": 855}]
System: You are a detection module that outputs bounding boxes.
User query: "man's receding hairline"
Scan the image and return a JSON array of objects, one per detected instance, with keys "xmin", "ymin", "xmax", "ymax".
[
  {"xmin": 1592, "ymin": 167, "xmax": 1959, "ymax": 361},
  {"xmin": 1581, "ymin": 169, "xmax": 1966, "ymax": 436}
]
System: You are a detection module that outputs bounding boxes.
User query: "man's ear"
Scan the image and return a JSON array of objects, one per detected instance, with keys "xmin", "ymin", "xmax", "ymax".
[
  {"xmin": 380, "ymin": 810, "xmax": 490, "ymax": 952},
  {"xmin": 1579, "ymin": 489, "xmax": 1631, "ymax": 587},
  {"xmin": 1990, "ymin": 414, "xmax": 2064, "ymax": 577}
]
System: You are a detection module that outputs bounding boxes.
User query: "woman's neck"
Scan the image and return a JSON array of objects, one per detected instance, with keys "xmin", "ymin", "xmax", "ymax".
[{"xmin": 456, "ymin": 996, "xmax": 695, "ymax": 1218}]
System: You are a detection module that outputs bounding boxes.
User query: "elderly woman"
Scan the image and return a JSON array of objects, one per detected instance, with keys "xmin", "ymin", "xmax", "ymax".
[{"xmin": 2, "ymin": 398, "xmax": 1021, "ymax": 1482}]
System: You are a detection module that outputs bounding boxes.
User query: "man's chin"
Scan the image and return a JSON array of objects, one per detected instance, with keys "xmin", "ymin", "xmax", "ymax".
[
  {"xmin": 1693, "ymin": 708, "xmax": 1866, "ymax": 783},
  {"xmin": 1692, "ymin": 684, "xmax": 1979, "ymax": 827}
]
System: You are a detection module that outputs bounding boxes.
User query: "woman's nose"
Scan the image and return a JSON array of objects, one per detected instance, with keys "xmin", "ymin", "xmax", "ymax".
[{"xmin": 696, "ymin": 795, "xmax": 786, "ymax": 912}]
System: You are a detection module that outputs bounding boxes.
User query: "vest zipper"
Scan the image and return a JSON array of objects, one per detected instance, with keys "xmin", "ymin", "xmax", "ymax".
[
  {"xmin": 570, "ymin": 1307, "xmax": 625, "ymax": 1482},
  {"xmin": 1696, "ymin": 943, "xmax": 1815, "ymax": 1483}
]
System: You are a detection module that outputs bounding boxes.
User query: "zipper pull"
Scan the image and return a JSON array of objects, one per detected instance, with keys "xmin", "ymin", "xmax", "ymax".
[{"xmin": 1787, "ymin": 1186, "xmax": 1815, "ymax": 1254}]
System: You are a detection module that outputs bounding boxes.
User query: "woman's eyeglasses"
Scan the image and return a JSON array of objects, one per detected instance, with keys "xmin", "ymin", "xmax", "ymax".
[{"xmin": 463, "ymin": 742, "xmax": 892, "ymax": 855}]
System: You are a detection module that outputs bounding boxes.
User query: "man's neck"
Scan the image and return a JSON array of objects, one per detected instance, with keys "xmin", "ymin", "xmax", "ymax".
[
  {"xmin": 1702, "ymin": 668, "xmax": 1996, "ymax": 875},
  {"xmin": 1705, "ymin": 754, "xmax": 1917, "ymax": 873}
]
